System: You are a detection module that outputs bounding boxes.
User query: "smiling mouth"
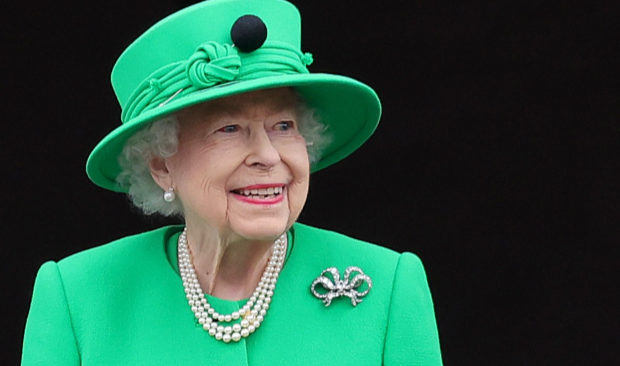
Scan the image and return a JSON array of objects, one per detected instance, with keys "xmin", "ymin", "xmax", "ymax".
[{"xmin": 231, "ymin": 186, "xmax": 284, "ymax": 200}]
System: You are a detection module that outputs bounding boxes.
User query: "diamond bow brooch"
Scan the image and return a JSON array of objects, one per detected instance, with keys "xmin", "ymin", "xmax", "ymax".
[{"xmin": 310, "ymin": 266, "xmax": 372, "ymax": 307}]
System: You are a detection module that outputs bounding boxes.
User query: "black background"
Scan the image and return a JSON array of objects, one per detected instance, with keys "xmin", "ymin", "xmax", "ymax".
[{"xmin": 4, "ymin": 0, "xmax": 619, "ymax": 364}]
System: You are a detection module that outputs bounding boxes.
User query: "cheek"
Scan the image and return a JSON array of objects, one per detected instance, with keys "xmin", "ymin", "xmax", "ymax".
[
  {"xmin": 172, "ymin": 140, "xmax": 236, "ymax": 178},
  {"xmin": 286, "ymin": 175, "xmax": 309, "ymax": 228},
  {"xmin": 168, "ymin": 144, "xmax": 238, "ymax": 208},
  {"xmin": 281, "ymin": 137, "xmax": 310, "ymax": 171},
  {"xmin": 284, "ymin": 144, "xmax": 311, "ymax": 210}
]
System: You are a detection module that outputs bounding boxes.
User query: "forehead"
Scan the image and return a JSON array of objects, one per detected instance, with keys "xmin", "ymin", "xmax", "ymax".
[{"xmin": 179, "ymin": 87, "xmax": 298, "ymax": 122}]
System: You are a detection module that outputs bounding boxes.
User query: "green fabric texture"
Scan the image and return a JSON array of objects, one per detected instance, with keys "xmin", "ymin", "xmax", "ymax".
[
  {"xmin": 86, "ymin": 0, "xmax": 382, "ymax": 192},
  {"xmin": 22, "ymin": 223, "xmax": 442, "ymax": 365}
]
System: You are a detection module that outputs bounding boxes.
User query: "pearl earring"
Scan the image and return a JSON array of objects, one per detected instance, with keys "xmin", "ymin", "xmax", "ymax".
[{"xmin": 163, "ymin": 187, "xmax": 176, "ymax": 202}]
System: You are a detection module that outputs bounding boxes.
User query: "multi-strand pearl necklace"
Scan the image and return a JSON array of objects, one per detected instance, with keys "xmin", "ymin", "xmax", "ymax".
[{"xmin": 178, "ymin": 228, "xmax": 287, "ymax": 343}]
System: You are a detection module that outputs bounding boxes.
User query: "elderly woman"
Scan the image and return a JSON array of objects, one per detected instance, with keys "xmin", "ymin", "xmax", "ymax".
[{"xmin": 22, "ymin": 0, "xmax": 442, "ymax": 365}]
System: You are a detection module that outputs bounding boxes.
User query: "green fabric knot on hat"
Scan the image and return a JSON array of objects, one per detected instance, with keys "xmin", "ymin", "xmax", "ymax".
[
  {"xmin": 301, "ymin": 52, "xmax": 313, "ymax": 66},
  {"xmin": 121, "ymin": 41, "xmax": 313, "ymax": 124},
  {"xmin": 149, "ymin": 79, "xmax": 162, "ymax": 91},
  {"xmin": 186, "ymin": 42, "xmax": 241, "ymax": 88}
]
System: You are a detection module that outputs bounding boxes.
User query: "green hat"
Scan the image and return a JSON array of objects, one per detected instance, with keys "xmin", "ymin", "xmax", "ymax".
[{"xmin": 86, "ymin": 0, "xmax": 381, "ymax": 192}]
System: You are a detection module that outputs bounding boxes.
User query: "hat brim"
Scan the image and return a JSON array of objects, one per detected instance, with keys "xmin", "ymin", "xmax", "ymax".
[{"xmin": 86, "ymin": 73, "xmax": 381, "ymax": 192}]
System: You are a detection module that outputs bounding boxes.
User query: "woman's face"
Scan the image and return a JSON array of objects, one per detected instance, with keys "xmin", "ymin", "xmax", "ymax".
[{"xmin": 154, "ymin": 88, "xmax": 310, "ymax": 242}]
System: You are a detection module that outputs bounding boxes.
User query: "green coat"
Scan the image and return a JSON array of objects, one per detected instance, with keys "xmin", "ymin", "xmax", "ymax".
[{"xmin": 22, "ymin": 223, "xmax": 443, "ymax": 365}]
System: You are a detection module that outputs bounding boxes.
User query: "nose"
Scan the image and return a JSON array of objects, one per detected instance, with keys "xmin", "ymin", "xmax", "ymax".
[{"xmin": 244, "ymin": 127, "xmax": 281, "ymax": 168}]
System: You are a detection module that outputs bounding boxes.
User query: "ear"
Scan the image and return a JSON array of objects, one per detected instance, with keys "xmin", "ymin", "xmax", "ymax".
[{"xmin": 149, "ymin": 156, "xmax": 173, "ymax": 191}]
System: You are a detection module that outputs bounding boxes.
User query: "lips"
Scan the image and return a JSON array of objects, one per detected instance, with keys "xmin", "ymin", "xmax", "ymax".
[{"xmin": 230, "ymin": 184, "xmax": 286, "ymax": 203}]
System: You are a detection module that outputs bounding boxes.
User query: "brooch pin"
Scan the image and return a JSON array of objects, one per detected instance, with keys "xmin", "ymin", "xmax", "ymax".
[{"xmin": 310, "ymin": 266, "xmax": 372, "ymax": 307}]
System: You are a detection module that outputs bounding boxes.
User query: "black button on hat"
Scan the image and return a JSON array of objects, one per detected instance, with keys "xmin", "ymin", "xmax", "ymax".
[{"xmin": 231, "ymin": 15, "xmax": 268, "ymax": 52}]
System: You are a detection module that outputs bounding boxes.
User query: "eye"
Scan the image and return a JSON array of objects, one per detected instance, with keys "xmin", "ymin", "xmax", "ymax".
[
  {"xmin": 217, "ymin": 125, "xmax": 239, "ymax": 133},
  {"xmin": 274, "ymin": 121, "xmax": 295, "ymax": 131}
]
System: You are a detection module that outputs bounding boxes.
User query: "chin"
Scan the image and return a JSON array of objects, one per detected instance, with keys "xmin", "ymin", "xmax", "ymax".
[{"xmin": 230, "ymin": 219, "xmax": 290, "ymax": 242}]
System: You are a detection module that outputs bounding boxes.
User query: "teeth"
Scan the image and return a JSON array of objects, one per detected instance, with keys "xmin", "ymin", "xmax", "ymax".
[{"xmin": 237, "ymin": 186, "xmax": 284, "ymax": 196}]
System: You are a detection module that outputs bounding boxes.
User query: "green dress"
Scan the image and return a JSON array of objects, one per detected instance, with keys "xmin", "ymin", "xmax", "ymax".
[{"xmin": 22, "ymin": 223, "xmax": 443, "ymax": 365}]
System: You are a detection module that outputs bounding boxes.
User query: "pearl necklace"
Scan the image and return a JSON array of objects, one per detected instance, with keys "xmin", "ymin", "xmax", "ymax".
[{"xmin": 178, "ymin": 228, "xmax": 287, "ymax": 343}]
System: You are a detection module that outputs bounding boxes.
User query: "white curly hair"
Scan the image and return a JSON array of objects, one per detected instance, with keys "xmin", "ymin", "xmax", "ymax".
[{"xmin": 116, "ymin": 94, "xmax": 331, "ymax": 216}]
